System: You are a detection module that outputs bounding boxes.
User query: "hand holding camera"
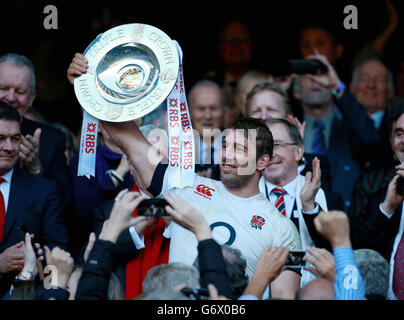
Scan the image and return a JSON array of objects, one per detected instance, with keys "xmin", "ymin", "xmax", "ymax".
[
  {"xmin": 99, "ymin": 189, "xmax": 149, "ymax": 243},
  {"xmin": 163, "ymin": 192, "xmax": 212, "ymax": 242},
  {"xmin": 382, "ymin": 163, "xmax": 404, "ymax": 215},
  {"xmin": 302, "ymin": 49, "xmax": 342, "ymax": 91}
]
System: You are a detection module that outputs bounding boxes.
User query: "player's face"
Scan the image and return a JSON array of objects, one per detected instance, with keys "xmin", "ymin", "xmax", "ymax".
[
  {"xmin": 220, "ymin": 128, "xmax": 257, "ymax": 188},
  {"xmin": 263, "ymin": 123, "xmax": 303, "ymax": 186}
]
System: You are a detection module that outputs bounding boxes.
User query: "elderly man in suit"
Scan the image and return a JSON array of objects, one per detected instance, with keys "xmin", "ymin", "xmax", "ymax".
[
  {"xmin": 0, "ymin": 101, "xmax": 68, "ymax": 297},
  {"xmin": 0, "ymin": 53, "xmax": 70, "ymax": 203},
  {"xmin": 352, "ymin": 104, "xmax": 404, "ymax": 300},
  {"xmin": 259, "ymin": 118, "xmax": 343, "ymax": 287}
]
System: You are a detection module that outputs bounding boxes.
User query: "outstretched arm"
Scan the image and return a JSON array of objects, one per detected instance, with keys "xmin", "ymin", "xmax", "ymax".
[
  {"xmin": 67, "ymin": 53, "xmax": 165, "ymax": 191},
  {"xmin": 372, "ymin": 0, "xmax": 398, "ymax": 55},
  {"xmin": 101, "ymin": 121, "xmax": 164, "ymax": 191},
  {"xmin": 314, "ymin": 210, "xmax": 366, "ymax": 300}
]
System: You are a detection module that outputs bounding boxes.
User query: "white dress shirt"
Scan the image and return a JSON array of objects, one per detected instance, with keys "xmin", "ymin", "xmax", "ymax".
[{"xmin": 370, "ymin": 110, "xmax": 385, "ymax": 130}]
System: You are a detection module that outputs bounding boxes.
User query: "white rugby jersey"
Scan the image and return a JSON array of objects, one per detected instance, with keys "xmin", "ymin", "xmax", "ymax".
[{"xmin": 158, "ymin": 171, "xmax": 302, "ymax": 279}]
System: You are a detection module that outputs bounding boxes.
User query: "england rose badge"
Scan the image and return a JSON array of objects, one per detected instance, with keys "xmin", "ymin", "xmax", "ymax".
[{"xmin": 250, "ymin": 215, "xmax": 266, "ymax": 230}]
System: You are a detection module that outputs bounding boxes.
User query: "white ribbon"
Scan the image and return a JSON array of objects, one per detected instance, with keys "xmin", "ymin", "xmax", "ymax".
[
  {"xmin": 166, "ymin": 41, "xmax": 195, "ymax": 188},
  {"xmin": 77, "ymin": 39, "xmax": 194, "ymax": 185},
  {"xmin": 77, "ymin": 111, "xmax": 99, "ymax": 178}
]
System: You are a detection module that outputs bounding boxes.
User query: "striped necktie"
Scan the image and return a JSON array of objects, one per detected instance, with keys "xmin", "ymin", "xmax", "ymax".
[{"xmin": 272, "ymin": 188, "xmax": 286, "ymax": 216}]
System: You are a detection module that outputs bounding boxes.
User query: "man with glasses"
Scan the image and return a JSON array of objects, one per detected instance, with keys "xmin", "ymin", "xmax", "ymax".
[{"xmin": 259, "ymin": 118, "xmax": 341, "ymax": 287}]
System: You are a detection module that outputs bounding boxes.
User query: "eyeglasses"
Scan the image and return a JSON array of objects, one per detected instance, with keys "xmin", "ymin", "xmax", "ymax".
[{"xmin": 273, "ymin": 142, "xmax": 297, "ymax": 151}]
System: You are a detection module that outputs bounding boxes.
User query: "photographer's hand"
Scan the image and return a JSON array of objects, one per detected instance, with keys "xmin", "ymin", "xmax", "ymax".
[
  {"xmin": 99, "ymin": 189, "xmax": 148, "ymax": 243},
  {"xmin": 164, "ymin": 192, "xmax": 212, "ymax": 241},
  {"xmin": 305, "ymin": 49, "xmax": 341, "ymax": 91},
  {"xmin": 274, "ymin": 73, "xmax": 296, "ymax": 91}
]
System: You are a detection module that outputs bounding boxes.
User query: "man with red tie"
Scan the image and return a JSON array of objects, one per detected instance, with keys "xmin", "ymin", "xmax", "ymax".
[
  {"xmin": 0, "ymin": 101, "xmax": 68, "ymax": 297},
  {"xmin": 259, "ymin": 118, "xmax": 341, "ymax": 287}
]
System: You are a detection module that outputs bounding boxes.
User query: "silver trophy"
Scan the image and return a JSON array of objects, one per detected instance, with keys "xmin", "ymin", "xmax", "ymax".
[{"xmin": 74, "ymin": 23, "xmax": 179, "ymax": 122}]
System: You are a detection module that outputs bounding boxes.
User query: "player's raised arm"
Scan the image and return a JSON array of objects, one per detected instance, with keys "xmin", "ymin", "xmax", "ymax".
[
  {"xmin": 101, "ymin": 120, "xmax": 165, "ymax": 191},
  {"xmin": 67, "ymin": 53, "xmax": 165, "ymax": 191}
]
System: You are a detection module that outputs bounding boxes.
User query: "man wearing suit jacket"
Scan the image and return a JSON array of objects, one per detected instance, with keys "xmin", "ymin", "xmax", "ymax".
[
  {"xmin": 346, "ymin": 59, "xmax": 396, "ymax": 222},
  {"xmin": 348, "ymin": 58, "xmax": 394, "ymax": 171},
  {"xmin": 352, "ymin": 104, "xmax": 404, "ymax": 300},
  {"xmin": 0, "ymin": 102, "xmax": 69, "ymax": 297},
  {"xmin": 293, "ymin": 53, "xmax": 381, "ymax": 210},
  {"xmin": 259, "ymin": 118, "xmax": 343, "ymax": 287},
  {"xmin": 0, "ymin": 53, "xmax": 70, "ymax": 203}
]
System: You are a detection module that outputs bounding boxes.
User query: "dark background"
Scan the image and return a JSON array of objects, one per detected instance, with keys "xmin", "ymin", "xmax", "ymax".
[{"xmin": 1, "ymin": 0, "xmax": 403, "ymax": 133}]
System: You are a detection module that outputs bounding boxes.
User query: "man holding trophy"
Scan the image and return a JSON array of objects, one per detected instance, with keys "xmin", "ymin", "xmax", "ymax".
[{"xmin": 68, "ymin": 23, "xmax": 305, "ymax": 299}]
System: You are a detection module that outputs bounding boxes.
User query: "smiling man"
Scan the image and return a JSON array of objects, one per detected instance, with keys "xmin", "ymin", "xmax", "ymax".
[
  {"xmin": 259, "ymin": 118, "xmax": 338, "ymax": 287},
  {"xmin": 0, "ymin": 53, "xmax": 70, "ymax": 204},
  {"xmin": 350, "ymin": 59, "xmax": 394, "ymax": 119},
  {"xmin": 100, "ymin": 116, "xmax": 302, "ymax": 300},
  {"xmin": 0, "ymin": 101, "xmax": 68, "ymax": 297},
  {"xmin": 68, "ymin": 54, "xmax": 303, "ymax": 299},
  {"xmin": 352, "ymin": 104, "xmax": 404, "ymax": 300}
]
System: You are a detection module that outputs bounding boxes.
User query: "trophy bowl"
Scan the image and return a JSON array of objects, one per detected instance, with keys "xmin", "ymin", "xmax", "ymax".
[{"xmin": 74, "ymin": 23, "xmax": 179, "ymax": 122}]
